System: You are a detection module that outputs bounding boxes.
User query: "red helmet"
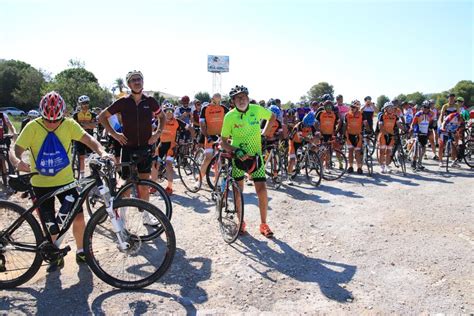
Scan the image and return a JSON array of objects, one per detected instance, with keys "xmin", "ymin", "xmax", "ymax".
[
  {"xmin": 181, "ymin": 95, "xmax": 190, "ymax": 104},
  {"xmin": 39, "ymin": 91, "xmax": 66, "ymax": 121}
]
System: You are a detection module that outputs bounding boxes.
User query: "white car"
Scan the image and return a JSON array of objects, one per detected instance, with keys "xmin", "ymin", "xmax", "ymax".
[{"xmin": 0, "ymin": 107, "xmax": 26, "ymax": 116}]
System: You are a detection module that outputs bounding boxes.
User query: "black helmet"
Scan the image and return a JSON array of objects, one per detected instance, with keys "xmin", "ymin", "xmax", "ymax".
[
  {"xmin": 229, "ymin": 85, "xmax": 249, "ymax": 98},
  {"xmin": 364, "ymin": 96, "xmax": 372, "ymax": 101},
  {"xmin": 391, "ymin": 98, "xmax": 400, "ymax": 106},
  {"xmin": 321, "ymin": 94, "xmax": 334, "ymax": 102},
  {"xmin": 422, "ymin": 100, "xmax": 430, "ymax": 108}
]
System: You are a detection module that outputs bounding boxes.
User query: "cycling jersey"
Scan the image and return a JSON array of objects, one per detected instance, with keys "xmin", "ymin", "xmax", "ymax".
[
  {"xmin": 73, "ymin": 110, "xmax": 97, "ymax": 134},
  {"xmin": 412, "ymin": 111, "xmax": 434, "ymax": 135},
  {"xmin": 221, "ymin": 104, "xmax": 271, "ymax": 156},
  {"xmin": 403, "ymin": 108, "xmax": 414, "ymax": 125},
  {"xmin": 290, "ymin": 122, "xmax": 316, "ymax": 143},
  {"xmin": 315, "ymin": 111, "xmax": 337, "ymax": 135},
  {"xmin": 200, "ymin": 104, "xmax": 228, "ymax": 136},
  {"xmin": 261, "ymin": 119, "xmax": 282, "ymax": 139},
  {"xmin": 107, "ymin": 94, "xmax": 160, "ymax": 147},
  {"xmin": 345, "ymin": 111, "xmax": 364, "ymax": 135},
  {"xmin": 442, "ymin": 112, "xmax": 462, "ymax": 133},
  {"xmin": 160, "ymin": 118, "xmax": 187, "ymax": 143},
  {"xmin": 379, "ymin": 112, "xmax": 398, "ymax": 134},
  {"xmin": 174, "ymin": 106, "xmax": 192, "ymax": 124}
]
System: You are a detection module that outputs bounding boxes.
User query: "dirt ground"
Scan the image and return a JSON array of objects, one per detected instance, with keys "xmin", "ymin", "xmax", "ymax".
[{"xmin": 0, "ymin": 156, "xmax": 473, "ymax": 315}]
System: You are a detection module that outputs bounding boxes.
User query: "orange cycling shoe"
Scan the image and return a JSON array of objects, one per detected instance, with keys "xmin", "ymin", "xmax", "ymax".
[
  {"xmin": 239, "ymin": 221, "xmax": 247, "ymax": 235},
  {"xmin": 259, "ymin": 223, "xmax": 274, "ymax": 238},
  {"xmin": 165, "ymin": 187, "xmax": 173, "ymax": 196}
]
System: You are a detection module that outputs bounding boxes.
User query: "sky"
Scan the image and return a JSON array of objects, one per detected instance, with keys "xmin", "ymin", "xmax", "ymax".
[{"xmin": 1, "ymin": 0, "xmax": 473, "ymax": 103}]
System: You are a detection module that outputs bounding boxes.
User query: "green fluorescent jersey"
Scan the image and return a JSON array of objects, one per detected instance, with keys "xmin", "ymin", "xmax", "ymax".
[{"xmin": 221, "ymin": 104, "xmax": 272, "ymax": 156}]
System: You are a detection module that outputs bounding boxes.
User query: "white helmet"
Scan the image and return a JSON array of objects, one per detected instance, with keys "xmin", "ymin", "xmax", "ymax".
[
  {"xmin": 78, "ymin": 95, "xmax": 90, "ymax": 104},
  {"xmin": 162, "ymin": 102, "xmax": 174, "ymax": 112},
  {"xmin": 27, "ymin": 110, "xmax": 40, "ymax": 118}
]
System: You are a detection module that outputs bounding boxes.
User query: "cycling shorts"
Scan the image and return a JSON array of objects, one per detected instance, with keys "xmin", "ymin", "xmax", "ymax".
[
  {"xmin": 232, "ymin": 155, "xmax": 266, "ymax": 182},
  {"xmin": 121, "ymin": 146, "xmax": 153, "ymax": 179}
]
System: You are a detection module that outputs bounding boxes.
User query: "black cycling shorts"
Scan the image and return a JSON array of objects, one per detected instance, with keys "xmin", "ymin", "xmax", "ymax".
[
  {"xmin": 121, "ymin": 146, "xmax": 153, "ymax": 179},
  {"xmin": 418, "ymin": 134, "xmax": 428, "ymax": 147},
  {"xmin": 75, "ymin": 141, "xmax": 92, "ymax": 156},
  {"xmin": 322, "ymin": 134, "xmax": 332, "ymax": 143}
]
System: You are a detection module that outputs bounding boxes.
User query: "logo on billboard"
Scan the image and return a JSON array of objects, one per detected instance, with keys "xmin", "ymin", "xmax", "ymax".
[{"xmin": 208, "ymin": 55, "xmax": 229, "ymax": 73}]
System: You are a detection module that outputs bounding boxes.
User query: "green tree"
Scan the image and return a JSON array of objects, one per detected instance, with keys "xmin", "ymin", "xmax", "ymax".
[
  {"xmin": 452, "ymin": 80, "xmax": 474, "ymax": 106},
  {"xmin": 395, "ymin": 94, "xmax": 407, "ymax": 102},
  {"xmin": 376, "ymin": 95, "xmax": 390, "ymax": 111},
  {"xmin": 153, "ymin": 92, "xmax": 165, "ymax": 105},
  {"xmin": 194, "ymin": 91, "xmax": 211, "ymax": 103},
  {"xmin": 115, "ymin": 78, "xmax": 125, "ymax": 93},
  {"xmin": 12, "ymin": 67, "xmax": 45, "ymax": 110},
  {"xmin": 307, "ymin": 82, "xmax": 334, "ymax": 101},
  {"xmin": 405, "ymin": 91, "xmax": 426, "ymax": 105}
]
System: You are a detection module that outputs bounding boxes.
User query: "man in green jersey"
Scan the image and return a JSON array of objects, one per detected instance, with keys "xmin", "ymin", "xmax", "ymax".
[{"xmin": 220, "ymin": 85, "xmax": 277, "ymax": 238}]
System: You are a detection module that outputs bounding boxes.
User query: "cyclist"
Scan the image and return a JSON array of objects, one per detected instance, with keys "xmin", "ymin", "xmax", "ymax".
[
  {"xmin": 98, "ymin": 70, "xmax": 164, "ymax": 222},
  {"xmin": 402, "ymin": 101, "xmax": 415, "ymax": 132},
  {"xmin": 438, "ymin": 111, "xmax": 464, "ymax": 168},
  {"xmin": 220, "ymin": 85, "xmax": 276, "ymax": 238},
  {"xmin": 191, "ymin": 99, "xmax": 204, "ymax": 148},
  {"xmin": 0, "ymin": 110, "xmax": 17, "ymax": 148},
  {"xmin": 343, "ymin": 100, "xmax": 369, "ymax": 174},
  {"xmin": 73, "ymin": 95, "xmax": 97, "ymax": 179},
  {"xmin": 439, "ymin": 93, "xmax": 458, "ymax": 124},
  {"xmin": 335, "ymin": 94, "xmax": 350, "ymax": 121},
  {"xmin": 287, "ymin": 112, "xmax": 318, "ymax": 183},
  {"xmin": 410, "ymin": 101, "xmax": 435, "ymax": 170},
  {"xmin": 361, "ymin": 96, "xmax": 376, "ymax": 132},
  {"xmin": 458, "ymin": 97, "xmax": 469, "ymax": 122},
  {"xmin": 199, "ymin": 93, "xmax": 228, "ymax": 180},
  {"xmin": 151, "ymin": 102, "xmax": 194, "ymax": 195},
  {"xmin": 20, "ymin": 110, "xmax": 40, "ymax": 132},
  {"xmin": 14, "ymin": 91, "xmax": 109, "ymax": 272},
  {"xmin": 429, "ymin": 99, "xmax": 439, "ymax": 160},
  {"xmin": 262, "ymin": 105, "xmax": 283, "ymax": 158},
  {"xmin": 315, "ymin": 100, "xmax": 338, "ymax": 143},
  {"xmin": 378, "ymin": 102, "xmax": 404, "ymax": 173}
]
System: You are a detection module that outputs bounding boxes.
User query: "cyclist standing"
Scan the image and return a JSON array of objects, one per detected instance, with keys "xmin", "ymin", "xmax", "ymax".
[
  {"xmin": 410, "ymin": 101, "xmax": 435, "ymax": 170},
  {"xmin": 98, "ymin": 70, "xmax": 164, "ymax": 209},
  {"xmin": 73, "ymin": 95, "xmax": 97, "ymax": 178},
  {"xmin": 343, "ymin": 100, "xmax": 369, "ymax": 174},
  {"xmin": 14, "ymin": 91, "xmax": 109, "ymax": 272},
  {"xmin": 220, "ymin": 85, "xmax": 276, "ymax": 238}
]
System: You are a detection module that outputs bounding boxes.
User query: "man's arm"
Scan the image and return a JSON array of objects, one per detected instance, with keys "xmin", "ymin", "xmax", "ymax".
[
  {"xmin": 14, "ymin": 144, "xmax": 30, "ymax": 172},
  {"xmin": 262, "ymin": 113, "xmax": 277, "ymax": 137},
  {"xmin": 98, "ymin": 109, "xmax": 127, "ymax": 145}
]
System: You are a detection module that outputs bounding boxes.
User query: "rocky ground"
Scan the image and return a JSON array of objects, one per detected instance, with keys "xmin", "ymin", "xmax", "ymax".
[{"xmin": 0, "ymin": 157, "xmax": 473, "ymax": 315}]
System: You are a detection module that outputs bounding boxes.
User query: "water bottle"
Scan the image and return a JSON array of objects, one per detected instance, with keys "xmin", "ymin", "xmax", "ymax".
[
  {"xmin": 98, "ymin": 185, "xmax": 111, "ymax": 208},
  {"xmin": 56, "ymin": 195, "xmax": 75, "ymax": 227}
]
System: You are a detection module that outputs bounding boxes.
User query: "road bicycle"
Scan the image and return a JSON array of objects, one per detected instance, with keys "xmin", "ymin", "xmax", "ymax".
[{"xmin": 0, "ymin": 157, "xmax": 175, "ymax": 289}]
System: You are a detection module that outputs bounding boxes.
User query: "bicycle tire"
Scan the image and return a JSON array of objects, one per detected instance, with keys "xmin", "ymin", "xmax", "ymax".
[
  {"xmin": 320, "ymin": 148, "xmax": 347, "ymax": 181},
  {"xmin": 0, "ymin": 201, "xmax": 43, "ymax": 289},
  {"xmin": 116, "ymin": 180, "xmax": 172, "ymax": 220},
  {"xmin": 84, "ymin": 198, "xmax": 176, "ymax": 289},
  {"xmin": 194, "ymin": 148, "xmax": 205, "ymax": 166},
  {"xmin": 397, "ymin": 150, "xmax": 407, "ymax": 175},
  {"xmin": 445, "ymin": 141, "xmax": 451, "ymax": 172},
  {"xmin": 217, "ymin": 179, "xmax": 244, "ymax": 244},
  {"xmin": 265, "ymin": 150, "xmax": 283, "ymax": 189},
  {"xmin": 305, "ymin": 151, "xmax": 322, "ymax": 186},
  {"xmin": 463, "ymin": 140, "xmax": 474, "ymax": 168},
  {"xmin": 177, "ymin": 155, "xmax": 202, "ymax": 192},
  {"xmin": 365, "ymin": 146, "xmax": 373, "ymax": 176},
  {"xmin": 205, "ymin": 154, "xmax": 221, "ymax": 191},
  {"xmin": 72, "ymin": 146, "xmax": 80, "ymax": 180}
]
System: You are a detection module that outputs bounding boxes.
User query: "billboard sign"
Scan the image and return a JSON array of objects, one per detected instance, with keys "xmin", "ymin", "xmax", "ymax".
[{"xmin": 208, "ymin": 55, "xmax": 229, "ymax": 73}]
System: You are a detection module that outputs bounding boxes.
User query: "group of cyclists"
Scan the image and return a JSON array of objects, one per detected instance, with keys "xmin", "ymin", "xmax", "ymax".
[{"xmin": 1, "ymin": 69, "xmax": 473, "ymax": 273}]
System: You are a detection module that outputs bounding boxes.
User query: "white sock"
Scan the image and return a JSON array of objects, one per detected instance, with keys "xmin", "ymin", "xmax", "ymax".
[
  {"xmin": 80, "ymin": 172, "xmax": 85, "ymax": 179},
  {"xmin": 76, "ymin": 248, "xmax": 84, "ymax": 254}
]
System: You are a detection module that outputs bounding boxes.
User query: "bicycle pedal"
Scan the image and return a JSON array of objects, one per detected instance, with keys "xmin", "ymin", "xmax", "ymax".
[{"xmin": 59, "ymin": 246, "xmax": 71, "ymax": 255}]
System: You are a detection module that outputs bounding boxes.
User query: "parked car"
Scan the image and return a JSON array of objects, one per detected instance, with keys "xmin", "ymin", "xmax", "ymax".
[{"xmin": 0, "ymin": 107, "xmax": 26, "ymax": 116}]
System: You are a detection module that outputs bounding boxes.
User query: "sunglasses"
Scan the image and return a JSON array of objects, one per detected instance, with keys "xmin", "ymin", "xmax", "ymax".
[
  {"xmin": 130, "ymin": 78, "xmax": 142, "ymax": 83},
  {"xmin": 164, "ymin": 109, "xmax": 174, "ymax": 113},
  {"xmin": 80, "ymin": 102, "xmax": 89, "ymax": 105}
]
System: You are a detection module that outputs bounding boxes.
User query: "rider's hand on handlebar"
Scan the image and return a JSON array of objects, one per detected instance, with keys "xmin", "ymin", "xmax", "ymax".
[{"xmin": 16, "ymin": 160, "xmax": 31, "ymax": 172}]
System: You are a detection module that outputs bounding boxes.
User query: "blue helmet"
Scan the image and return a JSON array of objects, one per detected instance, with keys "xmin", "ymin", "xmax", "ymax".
[
  {"xmin": 269, "ymin": 105, "xmax": 281, "ymax": 118},
  {"xmin": 302, "ymin": 112, "xmax": 315, "ymax": 127}
]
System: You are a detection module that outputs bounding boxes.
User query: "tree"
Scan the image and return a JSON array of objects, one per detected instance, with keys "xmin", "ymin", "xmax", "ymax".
[
  {"xmin": 395, "ymin": 94, "xmax": 407, "ymax": 102},
  {"xmin": 376, "ymin": 95, "xmax": 390, "ymax": 111},
  {"xmin": 194, "ymin": 91, "xmax": 211, "ymax": 103},
  {"xmin": 307, "ymin": 82, "xmax": 334, "ymax": 101},
  {"xmin": 0, "ymin": 59, "xmax": 45, "ymax": 109},
  {"xmin": 452, "ymin": 80, "xmax": 474, "ymax": 106},
  {"xmin": 405, "ymin": 91, "xmax": 426, "ymax": 105},
  {"xmin": 153, "ymin": 92, "xmax": 166, "ymax": 105},
  {"xmin": 115, "ymin": 78, "xmax": 125, "ymax": 93}
]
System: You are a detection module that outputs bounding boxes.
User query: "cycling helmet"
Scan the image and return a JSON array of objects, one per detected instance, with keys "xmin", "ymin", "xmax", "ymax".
[
  {"xmin": 287, "ymin": 108, "xmax": 296, "ymax": 115},
  {"xmin": 267, "ymin": 98, "xmax": 275, "ymax": 107},
  {"xmin": 391, "ymin": 99, "xmax": 400, "ymax": 106},
  {"xmin": 39, "ymin": 91, "xmax": 67, "ymax": 121},
  {"xmin": 181, "ymin": 95, "xmax": 190, "ymax": 104},
  {"xmin": 27, "ymin": 110, "xmax": 40, "ymax": 118},
  {"xmin": 422, "ymin": 100, "xmax": 430, "ymax": 108},
  {"xmin": 382, "ymin": 101, "xmax": 393, "ymax": 111},
  {"xmin": 364, "ymin": 96, "xmax": 372, "ymax": 101},
  {"xmin": 323, "ymin": 100, "xmax": 333, "ymax": 108},
  {"xmin": 229, "ymin": 85, "xmax": 249, "ymax": 98},
  {"xmin": 302, "ymin": 112, "xmax": 316, "ymax": 127},
  {"xmin": 456, "ymin": 97, "xmax": 464, "ymax": 102},
  {"xmin": 163, "ymin": 102, "xmax": 174, "ymax": 112},
  {"xmin": 269, "ymin": 105, "xmax": 281, "ymax": 118},
  {"xmin": 126, "ymin": 70, "xmax": 143, "ymax": 83},
  {"xmin": 78, "ymin": 95, "xmax": 90, "ymax": 104},
  {"xmin": 351, "ymin": 99, "xmax": 361, "ymax": 106},
  {"xmin": 428, "ymin": 99, "xmax": 435, "ymax": 105},
  {"xmin": 310, "ymin": 100, "xmax": 319, "ymax": 107},
  {"xmin": 321, "ymin": 94, "xmax": 334, "ymax": 102}
]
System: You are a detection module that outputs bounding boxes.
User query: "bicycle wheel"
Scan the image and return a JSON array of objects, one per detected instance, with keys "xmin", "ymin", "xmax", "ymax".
[
  {"xmin": 217, "ymin": 178, "xmax": 244, "ymax": 244},
  {"xmin": 320, "ymin": 148, "xmax": 347, "ymax": 181},
  {"xmin": 305, "ymin": 151, "xmax": 323, "ymax": 186},
  {"xmin": 116, "ymin": 180, "xmax": 172, "ymax": 220},
  {"xmin": 0, "ymin": 201, "xmax": 43, "ymax": 289},
  {"xmin": 177, "ymin": 155, "xmax": 202, "ymax": 193},
  {"xmin": 265, "ymin": 150, "xmax": 282, "ymax": 189},
  {"xmin": 206, "ymin": 154, "xmax": 221, "ymax": 191},
  {"xmin": 194, "ymin": 148, "xmax": 205, "ymax": 166},
  {"xmin": 445, "ymin": 141, "xmax": 451, "ymax": 172},
  {"xmin": 84, "ymin": 198, "xmax": 176, "ymax": 289},
  {"xmin": 463, "ymin": 140, "xmax": 474, "ymax": 168},
  {"xmin": 72, "ymin": 146, "xmax": 80, "ymax": 180},
  {"xmin": 365, "ymin": 146, "xmax": 373, "ymax": 176},
  {"xmin": 397, "ymin": 150, "xmax": 407, "ymax": 175},
  {"xmin": 367, "ymin": 136, "xmax": 377, "ymax": 157}
]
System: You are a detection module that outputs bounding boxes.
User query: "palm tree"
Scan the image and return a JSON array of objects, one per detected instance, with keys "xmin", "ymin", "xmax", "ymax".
[{"xmin": 115, "ymin": 78, "xmax": 125, "ymax": 92}]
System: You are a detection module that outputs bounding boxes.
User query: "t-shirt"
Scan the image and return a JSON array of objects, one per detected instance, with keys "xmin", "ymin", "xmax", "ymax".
[
  {"xmin": 221, "ymin": 104, "xmax": 272, "ymax": 156},
  {"xmin": 106, "ymin": 94, "xmax": 160, "ymax": 148},
  {"xmin": 200, "ymin": 104, "xmax": 228, "ymax": 135},
  {"xmin": 16, "ymin": 118, "xmax": 86, "ymax": 187}
]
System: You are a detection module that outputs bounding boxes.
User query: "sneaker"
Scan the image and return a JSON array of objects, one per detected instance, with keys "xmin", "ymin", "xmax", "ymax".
[
  {"xmin": 432, "ymin": 155, "xmax": 439, "ymax": 161},
  {"xmin": 76, "ymin": 252, "xmax": 86, "ymax": 264},
  {"xmin": 287, "ymin": 179, "xmax": 294, "ymax": 186},
  {"xmin": 411, "ymin": 161, "xmax": 417, "ymax": 170},
  {"xmin": 381, "ymin": 165, "xmax": 386, "ymax": 174},
  {"xmin": 259, "ymin": 223, "xmax": 274, "ymax": 238},
  {"xmin": 143, "ymin": 212, "xmax": 160, "ymax": 227},
  {"xmin": 347, "ymin": 166, "xmax": 354, "ymax": 173},
  {"xmin": 239, "ymin": 221, "xmax": 247, "ymax": 235},
  {"xmin": 357, "ymin": 168, "xmax": 363, "ymax": 175},
  {"xmin": 47, "ymin": 257, "xmax": 64, "ymax": 273},
  {"xmin": 165, "ymin": 187, "xmax": 173, "ymax": 196}
]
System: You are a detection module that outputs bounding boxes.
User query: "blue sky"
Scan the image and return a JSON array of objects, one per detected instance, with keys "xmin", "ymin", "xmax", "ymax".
[{"xmin": 1, "ymin": 0, "xmax": 472, "ymax": 103}]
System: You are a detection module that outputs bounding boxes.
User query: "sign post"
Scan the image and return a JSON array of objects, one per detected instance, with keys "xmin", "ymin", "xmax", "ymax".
[{"xmin": 207, "ymin": 55, "xmax": 229, "ymax": 94}]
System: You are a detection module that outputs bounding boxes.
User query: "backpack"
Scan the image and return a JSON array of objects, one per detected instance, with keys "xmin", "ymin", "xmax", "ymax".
[{"xmin": 34, "ymin": 120, "xmax": 70, "ymax": 176}]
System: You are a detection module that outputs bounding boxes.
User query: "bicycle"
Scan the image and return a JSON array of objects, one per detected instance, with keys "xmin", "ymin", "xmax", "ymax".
[
  {"xmin": 263, "ymin": 139, "xmax": 284, "ymax": 189},
  {"xmin": 315, "ymin": 138, "xmax": 348, "ymax": 181},
  {"xmin": 71, "ymin": 141, "xmax": 81, "ymax": 180},
  {"xmin": 173, "ymin": 142, "xmax": 202, "ymax": 192},
  {"xmin": 441, "ymin": 130, "xmax": 459, "ymax": 172},
  {"xmin": 0, "ymin": 135, "xmax": 15, "ymax": 186},
  {"xmin": 289, "ymin": 140, "xmax": 323, "ymax": 186},
  {"xmin": 86, "ymin": 150, "xmax": 172, "ymax": 221},
  {"xmin": 0, "ymin": 157, "xmax": 176, "ymax": 289},
  {"xmin": 362, "ymin": 132, "xmax": 374, "ymax": 176},
  {"xmin": 390, "ymin": 131, "xmax": 408, "ymax": 175},
  {"xmin": 209, "ymin": 150, "xmax": 244, "ymax": 244}
]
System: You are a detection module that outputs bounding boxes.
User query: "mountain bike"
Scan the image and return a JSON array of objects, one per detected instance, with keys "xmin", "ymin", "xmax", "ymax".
[{"xmin": 0, "ymin": 157, "xmax": 175, "ymax": 289}]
